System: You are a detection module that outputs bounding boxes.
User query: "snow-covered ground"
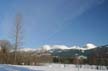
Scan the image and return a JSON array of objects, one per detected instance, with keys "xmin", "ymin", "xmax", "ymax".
[{"xmin": 0, "ymin": 64, "xmax": 107, "ymax": 71}]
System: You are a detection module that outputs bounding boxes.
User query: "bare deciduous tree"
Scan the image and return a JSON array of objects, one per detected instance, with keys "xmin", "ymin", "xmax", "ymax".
[
  {"xmin": 0, "ymin": 40, "xmax": 12, "ymax": 64},
  {"xmin": 13, "ymin": 13, "xmax": 23, "ymax": 64}
]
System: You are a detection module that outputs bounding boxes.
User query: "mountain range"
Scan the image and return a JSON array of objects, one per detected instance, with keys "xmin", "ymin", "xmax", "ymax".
[
  {"xmin": 18, "ymin": 43, "xmax": 108, "ymax": 59},
  {"xmin": 18, "ymin": 43, "xmax": 97, "ymax": 52},
  {"xmin": 0, "ymin": 41, "xmax": 107, "ymax": 58}
]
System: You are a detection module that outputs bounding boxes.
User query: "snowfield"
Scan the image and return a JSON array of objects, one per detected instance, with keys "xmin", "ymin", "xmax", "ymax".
[{"xmin": 0, "ymin": 64, "xmax": 107, "ymax": 71}]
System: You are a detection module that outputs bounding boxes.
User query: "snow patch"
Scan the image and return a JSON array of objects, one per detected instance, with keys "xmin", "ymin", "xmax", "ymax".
[{"xmin": 84, "ymin": 43, "xmax": 97, "ymax": 49}]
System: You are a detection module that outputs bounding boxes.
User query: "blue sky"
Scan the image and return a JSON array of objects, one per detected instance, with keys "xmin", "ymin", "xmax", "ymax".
[{"xmin": 0, "ymin": 0, "xmax": 108, "ymax": 48}]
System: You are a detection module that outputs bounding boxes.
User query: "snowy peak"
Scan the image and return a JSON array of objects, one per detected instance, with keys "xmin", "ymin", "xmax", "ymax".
[
  {"xmin": 84, "ymin": 43, "xmax": 97, "ymax": 50},
  {"xmin": 16, "ymin": 43, "xmax": 97, "ymax": 52},
  {"xmin": 42, "ymin": 45, "xmax": 70, "ymax": 51},
  {"xmin": 42, "ymin": 45, "xmax": 69, "ymax": 51},
  {"xmin": 42, "ymin": 43, "xmax": 97, "ymax": 51},
  {"xmin": 42, "ymin": 45, "xmax": 51, "ymax": 51},
  {"xmin": 51, "ymin": 45, "xmax": 69, "ymax": 50}
]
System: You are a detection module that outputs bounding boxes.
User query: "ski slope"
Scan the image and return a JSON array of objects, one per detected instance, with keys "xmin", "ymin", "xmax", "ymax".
[{"xmin": 0, "ymin": 64, "xmax": 107, "ymax": 71}]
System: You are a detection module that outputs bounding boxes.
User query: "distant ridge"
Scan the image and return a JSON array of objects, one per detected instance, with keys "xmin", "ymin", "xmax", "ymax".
[{"xmin": 16, "ymin": 43, "xmax": 97, "ymax": 52}]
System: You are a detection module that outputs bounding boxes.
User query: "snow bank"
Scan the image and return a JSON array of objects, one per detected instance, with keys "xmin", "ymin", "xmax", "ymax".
[{"xmin": 10, "ymin": 64, "xmax": 108, "ymax": 71}]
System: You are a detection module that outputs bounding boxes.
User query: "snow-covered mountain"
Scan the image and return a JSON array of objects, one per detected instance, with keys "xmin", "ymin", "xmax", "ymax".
[
  {"xmin": 17, "ymin": 43, "xmax": 97, "ymax": 52},
  {"xmin": 42, "ymin": 43, "xmax": 97, "ymax": 51},
  {"xmin": 42, "ymin": 45, "xmax": 69, "ymax": 51},
  {"xmin": 10, "ymin": 43, "xmax": 103, "ymax": 58},
  {"xmin": 83, "ymin": 43, "xmax": 97, "ymax": 50}
]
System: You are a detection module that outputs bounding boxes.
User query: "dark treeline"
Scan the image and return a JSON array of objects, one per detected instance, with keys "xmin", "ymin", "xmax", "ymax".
[{"xmin": 53, "ymin": 45, "xmax": 108, "ymax": 66}]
